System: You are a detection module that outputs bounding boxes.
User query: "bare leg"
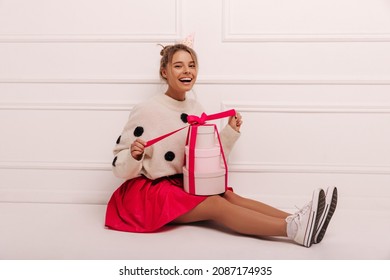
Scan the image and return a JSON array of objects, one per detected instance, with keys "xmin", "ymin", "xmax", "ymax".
[
  {"xmin": 173, "ymin": 195, "xmax": 287, "ymax": 237},
  {"xmin": 222, "ymin": 190, "xmax": 291, "ymax": 219}
]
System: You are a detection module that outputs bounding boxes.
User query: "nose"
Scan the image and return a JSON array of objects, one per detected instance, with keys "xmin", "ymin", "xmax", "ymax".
[{"xmin": 183, "ymin": 66, "xmax": 190, "ymax": 74}]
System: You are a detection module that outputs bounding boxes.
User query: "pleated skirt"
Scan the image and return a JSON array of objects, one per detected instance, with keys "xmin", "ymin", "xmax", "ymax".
[{"xmin": 105, "ymin": 175, "xmax": 208, "ymax": 233}]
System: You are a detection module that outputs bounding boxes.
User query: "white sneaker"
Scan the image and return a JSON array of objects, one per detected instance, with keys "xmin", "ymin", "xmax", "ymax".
[
  {"xmin": 286, "ymin": 188, "xmax": 326, "ymax": 247},
  {"xmin": 313, "ymin": 186, "xmax": 338, "ymax": 244}
]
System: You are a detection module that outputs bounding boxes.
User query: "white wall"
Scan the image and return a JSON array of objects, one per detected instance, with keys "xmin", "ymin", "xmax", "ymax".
[{"xmin": 1, "ymin": 0, "xmax": 390, "ymax": 211}]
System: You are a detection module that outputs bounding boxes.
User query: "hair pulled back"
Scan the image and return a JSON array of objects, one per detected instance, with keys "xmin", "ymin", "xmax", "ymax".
[{"xmin": 159, "ymin": 43, "xmax": 198, "ymax": 81}]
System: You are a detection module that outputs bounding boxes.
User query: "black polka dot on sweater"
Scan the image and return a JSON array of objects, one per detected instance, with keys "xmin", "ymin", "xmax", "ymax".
[
  {"xmin": 116, "ymin": 135, "xmax": 121, "ymax": 144},
  {"xmin": 180, "ymin": 113, "xmax": 188, "ymax": 123},
  {"xmin": 112, "ymin": 156, "xmax": 117, "ymax": 167},
  {"xmin": 133, "ymin": 126, "xmax": 144, "ymax": 137},
  {"xmin": 164, "ymin": 151, "xmax": 175, "ymax": 162}
]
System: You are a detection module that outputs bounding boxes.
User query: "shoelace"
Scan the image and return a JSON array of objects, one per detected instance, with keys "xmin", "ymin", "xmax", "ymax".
[{"xmin": 287, "ymin": 201, "xmax": 312, "ymax": 222}]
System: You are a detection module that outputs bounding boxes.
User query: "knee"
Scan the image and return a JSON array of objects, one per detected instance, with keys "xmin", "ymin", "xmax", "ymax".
[
  {"xmin": 203, "ymin": 195, "xmax": 229, "ymax": 219},
  {"xmin": 206, "ymin": 195, "xmax": 225, "ymax": 208}
]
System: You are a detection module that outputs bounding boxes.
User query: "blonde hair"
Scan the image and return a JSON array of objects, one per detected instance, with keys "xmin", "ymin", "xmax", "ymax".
[{"xmin": 159, "ymin": 43, "xmax": 198, "ymax": 81}]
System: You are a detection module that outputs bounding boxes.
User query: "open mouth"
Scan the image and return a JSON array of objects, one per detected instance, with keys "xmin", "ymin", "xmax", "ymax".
[{"xmin": 179, "ymin": 78, "xmax": 192, "ymax": 83}]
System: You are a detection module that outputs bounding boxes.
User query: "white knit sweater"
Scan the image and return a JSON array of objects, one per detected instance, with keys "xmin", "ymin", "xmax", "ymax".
[{"xmin": 112, "ymin": 94, "xmax": 240, "ymax": 181}]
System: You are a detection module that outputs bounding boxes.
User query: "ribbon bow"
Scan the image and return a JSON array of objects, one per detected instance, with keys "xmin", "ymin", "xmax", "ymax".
[
  {"xmin": 187, "ymin": 112, "xmax": 208, "ymax": 125},
  {"xmin": 187, "ymin": 109, "xmax": 236, "ymax": 125}
]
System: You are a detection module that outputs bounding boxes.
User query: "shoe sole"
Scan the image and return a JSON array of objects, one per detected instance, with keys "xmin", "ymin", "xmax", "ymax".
[
  {"xmin": 303, "ymin": 189, "xmax": 326, "ymax": 248},
  {"xmin": 314, "ymin": 187, "xmax": 338, "ymax": 244}
]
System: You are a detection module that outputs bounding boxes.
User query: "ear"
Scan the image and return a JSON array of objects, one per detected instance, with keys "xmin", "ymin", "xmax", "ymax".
[{"xmin": 161, "ymin": 68, "xmax": 167, "ymax": 78}]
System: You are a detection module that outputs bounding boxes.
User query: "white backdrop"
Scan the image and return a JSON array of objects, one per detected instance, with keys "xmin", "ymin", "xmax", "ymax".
[{"xmin": 1, "ymin": 0, "xmax": 390, "ymax": 211}]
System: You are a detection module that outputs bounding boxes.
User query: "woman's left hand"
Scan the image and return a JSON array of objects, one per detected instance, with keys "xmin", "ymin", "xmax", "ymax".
[{"xmin": 228, "ymin": 111, "xmax": 243, "ymax": 132}]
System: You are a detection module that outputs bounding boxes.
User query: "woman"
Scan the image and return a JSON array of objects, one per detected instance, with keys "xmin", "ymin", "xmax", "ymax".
[{"xmin": 105, "ymin": 43, "xmax": 337, "ymax": 247}]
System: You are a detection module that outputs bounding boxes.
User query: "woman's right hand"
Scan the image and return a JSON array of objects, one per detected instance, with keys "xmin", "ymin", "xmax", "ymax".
[{"xmin": 130, "ymin": 138, "xmax": 146, "ymax": 160}]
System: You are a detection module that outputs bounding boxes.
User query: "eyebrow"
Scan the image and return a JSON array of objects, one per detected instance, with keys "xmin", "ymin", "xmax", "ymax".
[{"xmin": 172, "ymin": 60, "xmax": 195, "ymax": 65}]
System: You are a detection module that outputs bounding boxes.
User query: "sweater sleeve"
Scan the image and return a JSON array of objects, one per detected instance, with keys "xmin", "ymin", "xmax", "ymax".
[
  {"xmin": 111, "ymin": 105, "xmax": 148, "ymax": 180},
  {"xmin": 112, "ymin": 146, "xmax": 144, "ymax": 180},
  {"xmin": 219, "ymin": 124, "xmax": 241, "ymax": 158}
]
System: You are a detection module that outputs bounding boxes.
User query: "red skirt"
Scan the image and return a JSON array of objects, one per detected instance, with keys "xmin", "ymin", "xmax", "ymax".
[{"xmin": 105, "ymin": 175, "xmax": 208, "ymax": 233}]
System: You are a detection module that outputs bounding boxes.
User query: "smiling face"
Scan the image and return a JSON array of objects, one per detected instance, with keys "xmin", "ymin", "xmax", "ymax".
[{"xmin": 161, "ymin": 50, "xmax": 198, "ymax": 101}]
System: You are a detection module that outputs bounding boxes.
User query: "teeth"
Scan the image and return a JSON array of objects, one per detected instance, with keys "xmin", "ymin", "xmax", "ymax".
[{"xmin": 180, "ymin": 78, "xmax": 192, "ymax": 82}]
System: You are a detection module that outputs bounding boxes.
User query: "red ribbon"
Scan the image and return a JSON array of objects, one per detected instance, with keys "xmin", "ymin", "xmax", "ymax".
[{"xmin": 144, "ymin": 109, "xmax": 236, "ymax": 148}]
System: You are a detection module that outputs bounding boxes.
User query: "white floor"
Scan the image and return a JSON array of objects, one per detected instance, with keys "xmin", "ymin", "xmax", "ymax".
[{"xmin": 1, "ymin": 202, "xmax": 389, "ymax": 260}]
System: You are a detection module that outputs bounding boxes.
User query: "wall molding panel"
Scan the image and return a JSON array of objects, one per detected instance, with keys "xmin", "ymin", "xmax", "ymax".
[
  {"xmin": 0, "ymin": 101, "xmax": 135, "ymax": 112},
  {"xmin": 221, "ymin": 103, "xmax": 390, "ymax": 114},
  {"xmin": 1, "ymin": 102, "xmax": 390, "ymax": 175},
  {"xmin": 229, "ymin": 162, "xmax": 390, "ymax": 175},
  {"xmin": 0, "ymin": 34, "xmax": 182, "ymax": 43},
  {"xmin": 0, "ymin": 161, "xmax": 110, "ymax": 171},
  {"xmin": 223, "ymin": 0, "xmax": 390, "ymax": 42},
  {"xmin": 2, "ymin": 77, "xmax": 390, "ymax": 85},
  {"xmin": 222, "ymin": 102, "xmax": 390, "ymax": 175},
  {"xmin": 0, "ymin": 0, "xmax": 182, "ymax": 43}
]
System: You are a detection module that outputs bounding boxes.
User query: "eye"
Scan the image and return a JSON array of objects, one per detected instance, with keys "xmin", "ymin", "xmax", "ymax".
[
  {"xmin": 174, "ymin": 65, "xmax": 182, "ymax": 69},
  {"xmin": 189, "ymin": 64, "xmax": 196, "ymax": 68}
]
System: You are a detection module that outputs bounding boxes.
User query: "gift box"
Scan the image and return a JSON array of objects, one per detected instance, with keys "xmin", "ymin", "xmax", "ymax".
[
  {"xmin": 185, "ymin": 145, "xmax": 222, "ymax": 173},
  {"xmin": 183, "ymin": 125, "xmax": 227, "ymax": 195},
  {"xmin": 144, "ymin": 109, "xmax": 236, "ymax": 196},
  {"xmin": 183, "ymin": 109, "xmax": 236, "ymax": 195},
  {"xmin": 187, "ymin": 125, "xmax": 216, "ymax": 149},
  {"xmin": 183, "ymin": 167, "xmax": 225, "ymax": 196}
]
